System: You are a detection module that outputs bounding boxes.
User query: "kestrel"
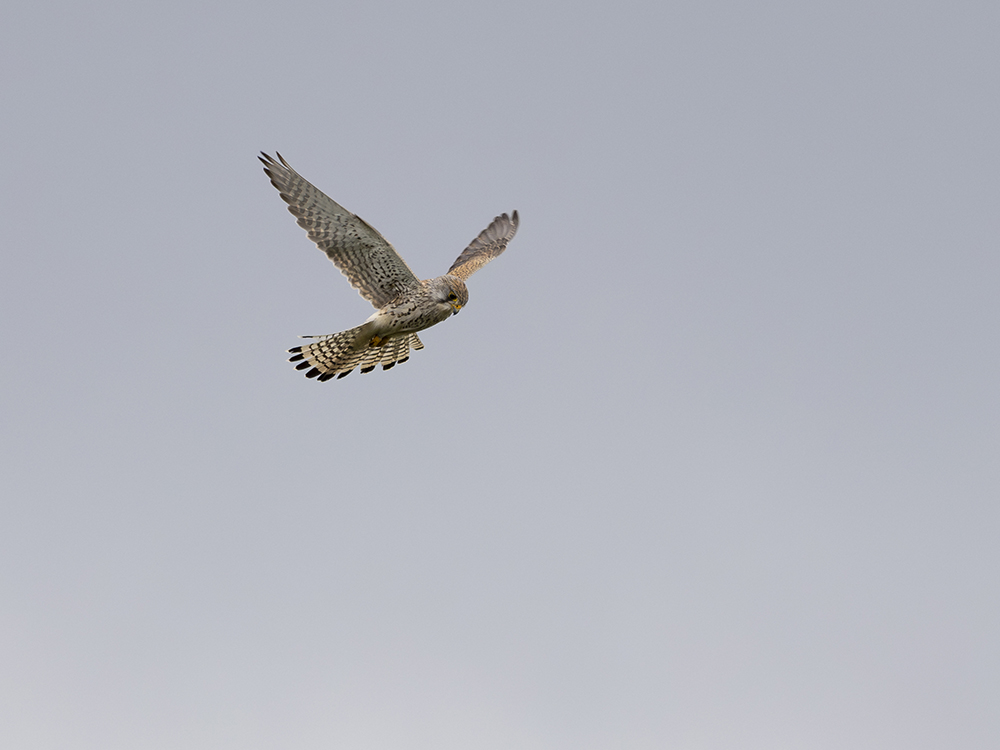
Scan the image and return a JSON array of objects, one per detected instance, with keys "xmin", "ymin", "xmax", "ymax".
[{"xmin": 259, "ymin": 152, "xmax": 518, "ymax": 381}]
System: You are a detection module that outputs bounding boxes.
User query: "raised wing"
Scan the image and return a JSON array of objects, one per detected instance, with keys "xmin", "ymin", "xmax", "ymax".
[
  {"xmin": 260, "ymin": 152, "xmax": 420, "ymax": 308},
  {"xmin": 447, "ymin": 211, "xmax": 519, "ymax": 281}
]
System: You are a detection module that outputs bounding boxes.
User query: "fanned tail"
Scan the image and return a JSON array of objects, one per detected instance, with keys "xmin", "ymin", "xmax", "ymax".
[{"xmin": 288, "ymin": 328, "xmax": 424, "ymax": 381}]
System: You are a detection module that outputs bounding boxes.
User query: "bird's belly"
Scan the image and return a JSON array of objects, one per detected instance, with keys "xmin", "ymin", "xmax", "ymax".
[{"xmin": 366, "ymin": 304, "xmax": 451, "ymax": 338}]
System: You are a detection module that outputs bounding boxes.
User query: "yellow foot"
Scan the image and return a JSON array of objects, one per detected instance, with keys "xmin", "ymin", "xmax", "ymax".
[{"xmin": 369, "ymin": 334, "xmax": 387, "ymax": 347}]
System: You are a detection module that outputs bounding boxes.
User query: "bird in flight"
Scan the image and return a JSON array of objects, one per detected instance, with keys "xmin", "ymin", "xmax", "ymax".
[{"xmin": 260, "ymin": 152, "xmax": 518, "ymax": 381}]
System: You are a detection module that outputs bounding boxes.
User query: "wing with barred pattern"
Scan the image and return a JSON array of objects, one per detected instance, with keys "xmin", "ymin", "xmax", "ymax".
[
  {"xmin": 260, "ymin": 152, "xmax": 420, "ymax": 308},
  {"xmin": 447, "ymin": 211, "xmax": 519, "ymax": 281}
]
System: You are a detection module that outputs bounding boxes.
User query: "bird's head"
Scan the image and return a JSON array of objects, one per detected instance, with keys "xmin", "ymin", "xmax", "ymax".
[{"xmin": 434, "ymin": 275, "xmax": 469, "ymax": 315}]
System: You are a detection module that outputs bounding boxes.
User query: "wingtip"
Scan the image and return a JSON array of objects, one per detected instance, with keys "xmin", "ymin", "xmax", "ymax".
[{"xmin": 258, "ymin": 151, "xmax": 291, "ymax": 170}]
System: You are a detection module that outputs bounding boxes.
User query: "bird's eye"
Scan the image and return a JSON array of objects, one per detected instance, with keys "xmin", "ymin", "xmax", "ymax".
[{"xmin": 448, "ymin": 293, "xmax": 457, "ymax": 301}]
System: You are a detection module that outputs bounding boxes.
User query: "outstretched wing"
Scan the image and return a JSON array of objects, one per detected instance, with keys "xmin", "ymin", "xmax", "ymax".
[
  {"xmin": 447, "ymin": 211, "xmax": 519, "ymax": 281},
  {"xmin": 260, "ymin": 152, "xmax": 420, "ymax": 308}
]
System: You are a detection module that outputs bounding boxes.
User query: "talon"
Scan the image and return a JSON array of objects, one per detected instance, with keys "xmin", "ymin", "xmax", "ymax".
[{"xmin": 369, "ymin": 334, "xmax": 387, "ymax": 347}]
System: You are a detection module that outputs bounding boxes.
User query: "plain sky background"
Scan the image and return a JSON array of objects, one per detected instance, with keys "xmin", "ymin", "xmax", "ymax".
[{"xmin": 2, "ymin": 1, "xmax": 998, "ymax": 748}]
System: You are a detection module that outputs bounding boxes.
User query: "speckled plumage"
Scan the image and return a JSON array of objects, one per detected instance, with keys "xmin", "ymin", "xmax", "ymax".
[{"xmin": 260, "ymin": 152, "xmax": 518, "ymax": 381}]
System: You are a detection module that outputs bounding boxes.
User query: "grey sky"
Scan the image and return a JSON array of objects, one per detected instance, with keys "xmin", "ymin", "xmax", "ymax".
[{"xmin": 2, "ymin": 1, "xmax": 998, "ymax": 748}]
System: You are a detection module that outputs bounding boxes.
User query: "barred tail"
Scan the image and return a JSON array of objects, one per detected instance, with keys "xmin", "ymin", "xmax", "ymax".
[{"xmin": 288, "ymin": 326, "xmax": 424, "ymax": 381}]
